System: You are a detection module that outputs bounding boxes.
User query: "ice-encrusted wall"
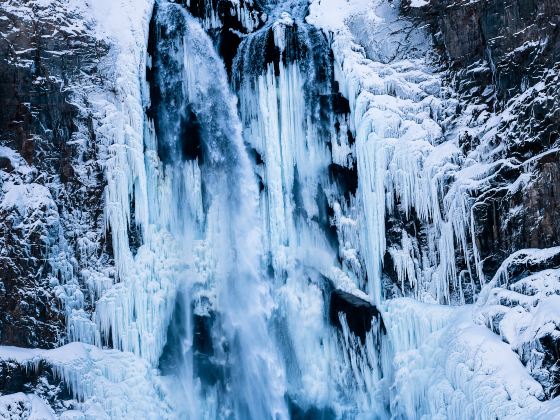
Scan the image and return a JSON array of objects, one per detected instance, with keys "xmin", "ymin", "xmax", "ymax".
[
  {"xmin": 309, "ymin": 0, "xmax": 560, "ymax": 416},
  {"xmin": 0, "ymin": 0, "xmax": 559, "ymax": 418}
]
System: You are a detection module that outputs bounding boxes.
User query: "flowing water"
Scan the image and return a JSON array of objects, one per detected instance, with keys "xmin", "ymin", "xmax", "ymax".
[{"xmin": 145, "ymin": 0, "xmax": 384, "ymax": 418}]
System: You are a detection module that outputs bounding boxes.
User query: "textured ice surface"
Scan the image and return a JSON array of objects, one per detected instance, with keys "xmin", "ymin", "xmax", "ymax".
[
  {"xmin": 382, "ymin": 299, "xmax": 545, "ymax": 419},
  {"xmin": 0, "ymin": 393, "xmax": 55, "ymax": 420},
  {"xmin": 0, "ymin": 343, "xmax": 170, "ymax": 418},
  {"xmin": 6, "ymin": 0, "xmax": 559, "ymax": 417}
]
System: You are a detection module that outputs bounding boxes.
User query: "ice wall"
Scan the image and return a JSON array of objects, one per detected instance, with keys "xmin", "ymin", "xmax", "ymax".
[
  {"xmin": 307, "ymin": 0, "xmax": 560, "ymax": 418},
  {"xmin": 4, "ymin": 0, "xmax": 556, "ymax": 417},
  {"xmin": 309, "ymin": 0, "xmax": 485, "ymax": 306}
]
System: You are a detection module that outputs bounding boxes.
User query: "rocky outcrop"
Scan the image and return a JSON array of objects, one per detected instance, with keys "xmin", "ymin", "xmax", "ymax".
[
  {"xmin": 406, "ymin": 0, "xmax": 560, "ymax": 102},
  {"xmin": 329, "ymin": 288, "xmax": 384, "ymax": 342},
  {"xmin": 395, "ymin": 0, "xmax": 560, "ymax": 280},
  {"xmin": 0, "ymin": 2, "xmax": 109, "ymax": 349},
  {"xmin": 477, "ymin": 248, "xmax": 560, "ymax": 398},
  {"xmin": 0, "ymin": 360, "xmax": 72, "ymax": 411}
]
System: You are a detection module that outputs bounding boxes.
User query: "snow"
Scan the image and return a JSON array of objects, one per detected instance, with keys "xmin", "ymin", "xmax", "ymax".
[
  {"xmin": 382, "ymin": 299, "xmax": 546, "ymax": 419},
  {"xmin": 536, "ymin": 397, "xmax": 560, "ymax": 419},
  {"xmin": 0, "ymin": 393, "xmax": 55, "ymax": 420},
  {"xmin": 0, "ymin": 342, "xmax": 171, "ymax": 419},
  {"xmin": 1, "ymin": 183, "xmax": 55, "ymax": 216},
  {"xmin": 0, "ymin": 146, "xmax": 36, "ymax": 181}
]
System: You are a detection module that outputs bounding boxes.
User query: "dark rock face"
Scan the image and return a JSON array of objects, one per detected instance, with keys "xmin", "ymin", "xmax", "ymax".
[
  {"xmin": 286, "ymin": 396, "xmax": 336, "ymax": 420},
  {"xmin": 329, "ymin": 288, "xmax": 384, "ymax": 343},
  {"xmin": 407, "ymin": 0, "xmax": 560, "ymax": 102},
  {"xmin": 398, "ymin": 0, "xmax": 560, "ymax": 289},
  {"xmin": 0, "ymin": 2, "xmax": 110, "ymax": 348},
  {"xmin": 0, "ymin": 360, "xmax": 73, "ymax": 411},
  {"xmin": 474, "ymin": 148, "xmax": 560, "ymax": 276},
  {"xmin": 468, "ymin": 67, "xmax": 560, "ymax": 280},
  {"xmin": 159, "ymin": 293, "xmax": 229, "ymax": 393}
]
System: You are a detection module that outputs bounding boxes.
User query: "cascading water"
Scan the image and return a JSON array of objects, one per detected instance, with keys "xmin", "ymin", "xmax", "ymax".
[
  {"xmin": 230, "ymin": 3, "xmax": 386, "ymax": 416},
  {"xmin": 143, "ymin": 0, "xmax": 387, "ymax": 418},
  {"xmin": 147, "ymin": 3, "xmax": 289, "ymax": 418}
]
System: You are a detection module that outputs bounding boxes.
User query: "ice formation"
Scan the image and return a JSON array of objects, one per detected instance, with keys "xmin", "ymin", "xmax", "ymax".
[
  {"xmin": 309, "ymin": 0, "xmax": 487, "ymax": 305},
  {"xmin": 0, "ymin": 343, "xmax": 170, "ymax": 418},
  {"xmin": 1, "ymin": 0, "xmax": 559, "ymax": 418}
]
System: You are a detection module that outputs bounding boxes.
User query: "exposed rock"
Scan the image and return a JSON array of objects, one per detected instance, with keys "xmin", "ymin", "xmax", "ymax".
[
  {"xmin": 0, "ymin": 1, "xmax": 110, "ymax": 348},
  {"xmin": 0, "ymin": 359, "xmax": 73, "ymax": 413},
  {"xmin": 0, "ymin": 182, "xmax": 63, "ymax": 347},
  {"xmin": 405, "ymin": 0, "xmax": 560, "ymax": 102},
  {"xmin": 329, "ymin": 288, "xmax": 384, "ymax": 342}
]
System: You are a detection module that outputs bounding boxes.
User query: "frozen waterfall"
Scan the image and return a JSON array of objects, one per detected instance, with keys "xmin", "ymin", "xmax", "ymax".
[
  {"xmin": 146, "ymin": 3, "xmax": 290, "ymax": 418},
  {"xmin": 139, "ymin": 0, "xmax": 387, "ymax": 417},
  {"xmin": 25, "ymin": 0, "xmax": 549, "ymax": 418}
]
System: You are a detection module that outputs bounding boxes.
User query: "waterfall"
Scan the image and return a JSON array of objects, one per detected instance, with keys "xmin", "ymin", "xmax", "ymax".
[
  {"xmin": 142, "ymin": 0, "xmax": 386, "ymax": 417},
  {"xmin": 147, "ymin": 3, "xmax": 289, "ymax": 418}
]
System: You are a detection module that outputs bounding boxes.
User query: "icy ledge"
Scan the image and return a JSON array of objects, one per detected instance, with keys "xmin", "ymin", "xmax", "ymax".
[
  {"xmin": 382, "ymin": 299, "xmax": 545, "ymax": 418},
  {"xmin": 0, "ymin": 343, "xmax": 171, "ymax": 419}
]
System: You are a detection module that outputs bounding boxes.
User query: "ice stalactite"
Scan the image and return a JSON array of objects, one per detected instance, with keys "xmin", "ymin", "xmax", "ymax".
[
  {"xmin": 309, "ymin": 0, "xmax": 485, "ymax": 305},
  {"xmin": 336, "ymin": 315, "xmax": 386, "ymax": 416},
  {"xmin": 230, "ymin": 3, "xmax": 387, "ymax": 416},
  {"xmin": 234, "ymin": 20, "xmax": 335, "ymax": 277},
  {"xmin": 58, "ymin": 0, "xmax": 161, "ymax": 358}
]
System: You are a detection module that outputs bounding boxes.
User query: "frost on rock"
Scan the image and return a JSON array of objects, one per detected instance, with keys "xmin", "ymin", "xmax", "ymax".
[
  {"xmin": 0, "ymin": 393, "xmax": 56, "ymax": 420},
  {"xmin": 476, "ymin": 247, "xmax": 560, "ymax": 398},
  {"xmin": 0, "ymin": 343, "xmax": 171, "ymax": 419},
  {"xmin": 0, "ymin": 0, "xmax": 110, "ymax": 349},
  {"xmin": 1, "ymin": 0, "xmax": 183, "ymax": 416}
]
